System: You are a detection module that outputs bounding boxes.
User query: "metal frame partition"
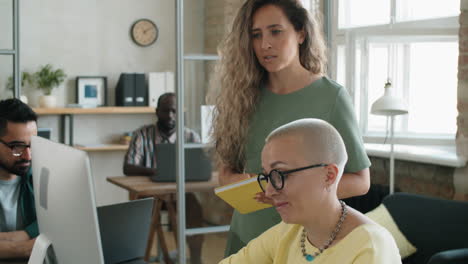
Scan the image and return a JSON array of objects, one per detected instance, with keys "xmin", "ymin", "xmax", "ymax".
[
  {"xmin": 175, "ymin": 1, "xmax": 230, "ymax": 263},
  {"xmin": 0, "ymin": 0, "xmax": 20, "ymax": 99},
  {"xmin": 13, "ymin": 0, "xmax": 19, "ymax": 99},
  {"xmin": 175, "ymin": 0, "xmax": 187, "ymax": 262}
]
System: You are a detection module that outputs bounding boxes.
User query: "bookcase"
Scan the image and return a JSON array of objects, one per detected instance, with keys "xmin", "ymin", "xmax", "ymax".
[
  {"xmin": 33, "ymin": 106, "xmax": 156, "ymax": 206},
  {"xmin": 34, "ymin": 106, "xmax": 154, "ymax": 150}
]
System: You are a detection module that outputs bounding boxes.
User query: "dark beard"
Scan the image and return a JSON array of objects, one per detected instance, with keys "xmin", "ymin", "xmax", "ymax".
[
  {"xmin": 157, "ymin": 121, "xmax": 175, "ymax": 135},
  {"xmin": 0, "ymin": 159, "xmax": 30, "ymax": 177}
]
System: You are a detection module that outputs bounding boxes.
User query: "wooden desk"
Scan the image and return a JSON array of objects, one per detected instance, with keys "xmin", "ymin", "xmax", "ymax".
[
  {"xmin": 107, "ymin": 174, "xmax": 218, "ymax": 263},
  {"xmin": 107, "ymin": 174, "xmax": 218, "ymax": 199}
]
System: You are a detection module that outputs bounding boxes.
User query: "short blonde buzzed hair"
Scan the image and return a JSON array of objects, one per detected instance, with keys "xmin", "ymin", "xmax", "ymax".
[{"xmin": 265, "ymin": 118, "xmax": 348, "ymax": 178}]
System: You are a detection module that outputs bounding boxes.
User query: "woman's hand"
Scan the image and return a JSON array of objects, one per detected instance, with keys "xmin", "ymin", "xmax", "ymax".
[{"xmin": 254, "ymin": 192, "xmax": 274, "ymax": 205}]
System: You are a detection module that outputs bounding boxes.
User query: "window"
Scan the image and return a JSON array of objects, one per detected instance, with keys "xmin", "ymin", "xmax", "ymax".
[
  {"xmin": 339, "ymin": 0, "xmax": 391, "ymax": 28},
  {"xmin": 332, "ymin": 0, "xmax": 459, "ymax": 144},
  {"xmin": 301, "ymin": 0, "xmax": 320, "ymax": 13},
  {"xmin": 395, "ymin": 0, "xmax": 460, "ymax": 22}
]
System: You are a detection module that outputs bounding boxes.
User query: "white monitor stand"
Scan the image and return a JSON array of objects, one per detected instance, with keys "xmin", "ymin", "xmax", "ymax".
[{"xmin": 28, "ymin": 234, "xmax": 51, "ymax": 264}]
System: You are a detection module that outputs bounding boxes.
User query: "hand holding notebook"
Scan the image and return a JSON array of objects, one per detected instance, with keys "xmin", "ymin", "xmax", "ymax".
[{"xmin": 214, "ymin": 176, "xmax": 273, "ymax": 214}]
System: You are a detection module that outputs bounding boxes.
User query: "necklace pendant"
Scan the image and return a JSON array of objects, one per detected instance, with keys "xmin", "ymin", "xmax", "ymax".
[{"xmin": 305, "ymin": 254, "xmax": 314, "ymax": 262}]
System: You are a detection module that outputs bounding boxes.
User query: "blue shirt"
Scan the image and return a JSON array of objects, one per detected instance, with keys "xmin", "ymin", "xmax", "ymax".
[{"xmin": 0, "ymin": 176, "xmax": 22, "ymax": 232}]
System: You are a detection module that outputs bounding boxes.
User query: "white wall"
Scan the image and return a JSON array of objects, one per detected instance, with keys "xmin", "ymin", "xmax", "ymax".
[
  {"xmin": 22, "ymin": 0, "xmax": 174, "ymax": 106},
  {"xmin": 20, "ymin": 0, "xmax": 205, "ymax": 105},
  {"xmin": 0, "ymin": 0, "xmax": 13, "ymax": 50},
  {"xmin": 17, "ymin": 0, "xmax": 206, "ymax": 205},
  {"xmin": 0, "ymin": 0, "xmax": 14, "ymax": 99}
]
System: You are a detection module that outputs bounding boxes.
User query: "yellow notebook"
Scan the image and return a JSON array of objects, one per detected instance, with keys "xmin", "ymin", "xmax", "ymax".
[{"xmin": 214, "ymin": 176, "xmax": 273, "ymax": 214}]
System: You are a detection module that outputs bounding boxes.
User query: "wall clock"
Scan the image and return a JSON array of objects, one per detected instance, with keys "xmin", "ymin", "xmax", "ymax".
[{"xmin": 131, "ymin": 19, "xmax": 158, "ymax": 47}]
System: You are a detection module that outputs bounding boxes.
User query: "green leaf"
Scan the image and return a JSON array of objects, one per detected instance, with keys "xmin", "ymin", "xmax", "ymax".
[{"xmin": 34, "ymin": 64, "xmax": 67, "ymax": 95}]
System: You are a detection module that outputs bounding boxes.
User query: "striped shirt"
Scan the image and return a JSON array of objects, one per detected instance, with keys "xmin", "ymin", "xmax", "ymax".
[{"xmin": 124, "ymin": 124, "xmax": 200, "ymax": 168}]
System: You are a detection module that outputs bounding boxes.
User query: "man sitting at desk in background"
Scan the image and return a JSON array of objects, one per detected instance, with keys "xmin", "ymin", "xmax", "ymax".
[
  {"xmin": 123, "ymin": 92, "xmax": 204, "ymax": 264},
  {"xmin": 0, "ymin": 99, "xmax": 38, "ymax": 260}
]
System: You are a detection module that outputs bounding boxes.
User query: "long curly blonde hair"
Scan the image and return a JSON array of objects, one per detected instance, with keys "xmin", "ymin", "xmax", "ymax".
[{"xmin": 208, "ymin": 0, "xmax": 327, "ymax": 172}]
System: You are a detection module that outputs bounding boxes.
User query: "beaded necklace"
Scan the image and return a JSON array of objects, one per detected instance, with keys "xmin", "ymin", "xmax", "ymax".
[{"xmin": 300, "ymin": 200, "xmax": 347, "ymax": 262}]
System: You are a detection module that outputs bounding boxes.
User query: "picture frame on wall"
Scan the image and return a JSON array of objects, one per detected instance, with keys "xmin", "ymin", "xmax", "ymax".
[{"xmin": 76, "ymin": 76, "xmax": 107, "ymax": 107}]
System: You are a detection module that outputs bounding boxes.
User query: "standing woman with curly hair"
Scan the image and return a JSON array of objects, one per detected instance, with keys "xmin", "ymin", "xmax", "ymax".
[{"xmin": 209, "ymin": 0, "xmax": 371, "ymax": 256}]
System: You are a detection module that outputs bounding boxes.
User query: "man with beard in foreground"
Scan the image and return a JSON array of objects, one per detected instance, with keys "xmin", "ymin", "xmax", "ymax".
[{"xmin": 0, "ymin": 98, "xmax": 38, "ymax": 260}]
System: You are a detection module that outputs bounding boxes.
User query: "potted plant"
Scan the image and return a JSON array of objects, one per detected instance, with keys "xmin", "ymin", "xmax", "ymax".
[
  {"xmin": 5, "ymin": 72, "xmax": 34, "ymax": 103},
  {"xmin": 34, "ymin": 64, "xmax": 66, "ymax": 108}
]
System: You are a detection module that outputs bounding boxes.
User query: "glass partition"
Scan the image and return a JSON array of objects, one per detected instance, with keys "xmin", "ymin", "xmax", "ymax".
[
  {"xmin": 0, "ymin": 55, "xmax": 14, "ymax": 99},
  {"xmin": 0, "ymin": 0, "xmax": 13, "ymax": 50},
  {"xmin": 184, "ymin": 60, "xmax": 216, "ymax": 139}
]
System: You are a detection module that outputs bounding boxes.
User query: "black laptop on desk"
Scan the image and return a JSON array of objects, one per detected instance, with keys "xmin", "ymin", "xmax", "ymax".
[
  {"xmin": 152, "ymin": 143, "xmax": 212, "ymax": 182},
  {"xmin": 98, "ymin": 198, "xmax": 153, "ymax": 264}
]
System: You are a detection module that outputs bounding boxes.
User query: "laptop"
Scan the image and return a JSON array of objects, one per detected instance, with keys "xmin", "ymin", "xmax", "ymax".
[
  {"xmin": 152, "ymin": 143, "xmax": 212, "ymax": 182},
  {"xmin": 98, "ymin": 198, "xmax": 154, "ymax": 264},
  {"xmin": 37, "ymin": 127, "xmax": 52, "ymax": 139}
]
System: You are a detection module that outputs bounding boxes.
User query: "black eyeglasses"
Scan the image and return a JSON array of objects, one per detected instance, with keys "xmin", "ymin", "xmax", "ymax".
[
  {"xmin": 257, "ymin": 163, "xmax": 328, "ymax": 192},
  {"xmin": 0, "ymin": 138, "xmax": 30, "ymax": 157}
]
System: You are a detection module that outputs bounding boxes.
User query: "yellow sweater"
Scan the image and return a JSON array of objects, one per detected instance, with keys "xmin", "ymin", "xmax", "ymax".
[{"xmin": 220, "ymin": 222, "xmax": 401, "ymax": 264}]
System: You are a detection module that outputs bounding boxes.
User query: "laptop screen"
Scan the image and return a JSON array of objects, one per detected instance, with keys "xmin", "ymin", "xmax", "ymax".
[
  {"xmin": 97, "ymin": 198, "xmax": 153, "ymax": 264},
  {"xmin": 153, "ymin": 143, "xmax": 212, "ymax": 182}
]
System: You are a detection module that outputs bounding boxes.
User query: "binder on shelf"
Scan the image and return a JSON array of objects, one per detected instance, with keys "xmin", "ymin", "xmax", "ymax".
[
  {"xmin": 148, "ymin": 72, "xmax": 174, "ymax": 107},
  {"xmin": 116, "ymin": 73, "xmax": 135, "ymax": 106},
  {"xmin": 134, "ymin": 73, "xmax": 147, "ymax": 106},
  {"xmin": 115, "ymin": 73, "xmax": 147, "ymax": 106}
]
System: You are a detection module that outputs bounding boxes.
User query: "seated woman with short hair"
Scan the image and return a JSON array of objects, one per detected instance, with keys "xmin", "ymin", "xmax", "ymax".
[{"xmin": 220, "ymin": 118, "xmax": 401, "ymax": 264}]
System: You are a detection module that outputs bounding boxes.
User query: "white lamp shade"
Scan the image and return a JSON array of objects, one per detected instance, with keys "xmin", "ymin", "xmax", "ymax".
[{"xmin": 371, "ymin": 83, "xmax": 408, "ymax": 116}]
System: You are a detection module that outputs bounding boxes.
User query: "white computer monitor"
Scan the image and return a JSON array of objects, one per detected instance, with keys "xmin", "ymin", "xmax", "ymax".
[{"xmin": 29, "ymin": 136, "xmax": 104, "ymax": 264}]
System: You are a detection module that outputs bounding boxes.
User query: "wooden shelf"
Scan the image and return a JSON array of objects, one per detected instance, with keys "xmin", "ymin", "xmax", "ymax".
[
  {"xmin": 184, "ymin": 54, "xmax": 219, "ymax": 61},
  {"xmin": 76, "ymin": 144, "xmax": 214, "ymax": 152},
  {"xmin": 75, "ymin": 144, "xmax": 129, "ymax": 152},
  {"xmin": 34, "ymin": 106, "xmax": 155, "ymax": 115}
]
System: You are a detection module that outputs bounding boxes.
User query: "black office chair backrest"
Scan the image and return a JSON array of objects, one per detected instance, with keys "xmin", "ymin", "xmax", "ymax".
[
  {"xmin": 344, "ymin": 184, "xmax": 391, "ymax": 213},
  {"xmin": 383, "ymin": 193, "xmax": 468, "ymax": 264}
]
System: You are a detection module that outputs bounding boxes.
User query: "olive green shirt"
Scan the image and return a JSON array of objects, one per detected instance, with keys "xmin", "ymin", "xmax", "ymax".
[{"xmin": 225, "ymin": 77, "xmax": 371, "ymax": 256}]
